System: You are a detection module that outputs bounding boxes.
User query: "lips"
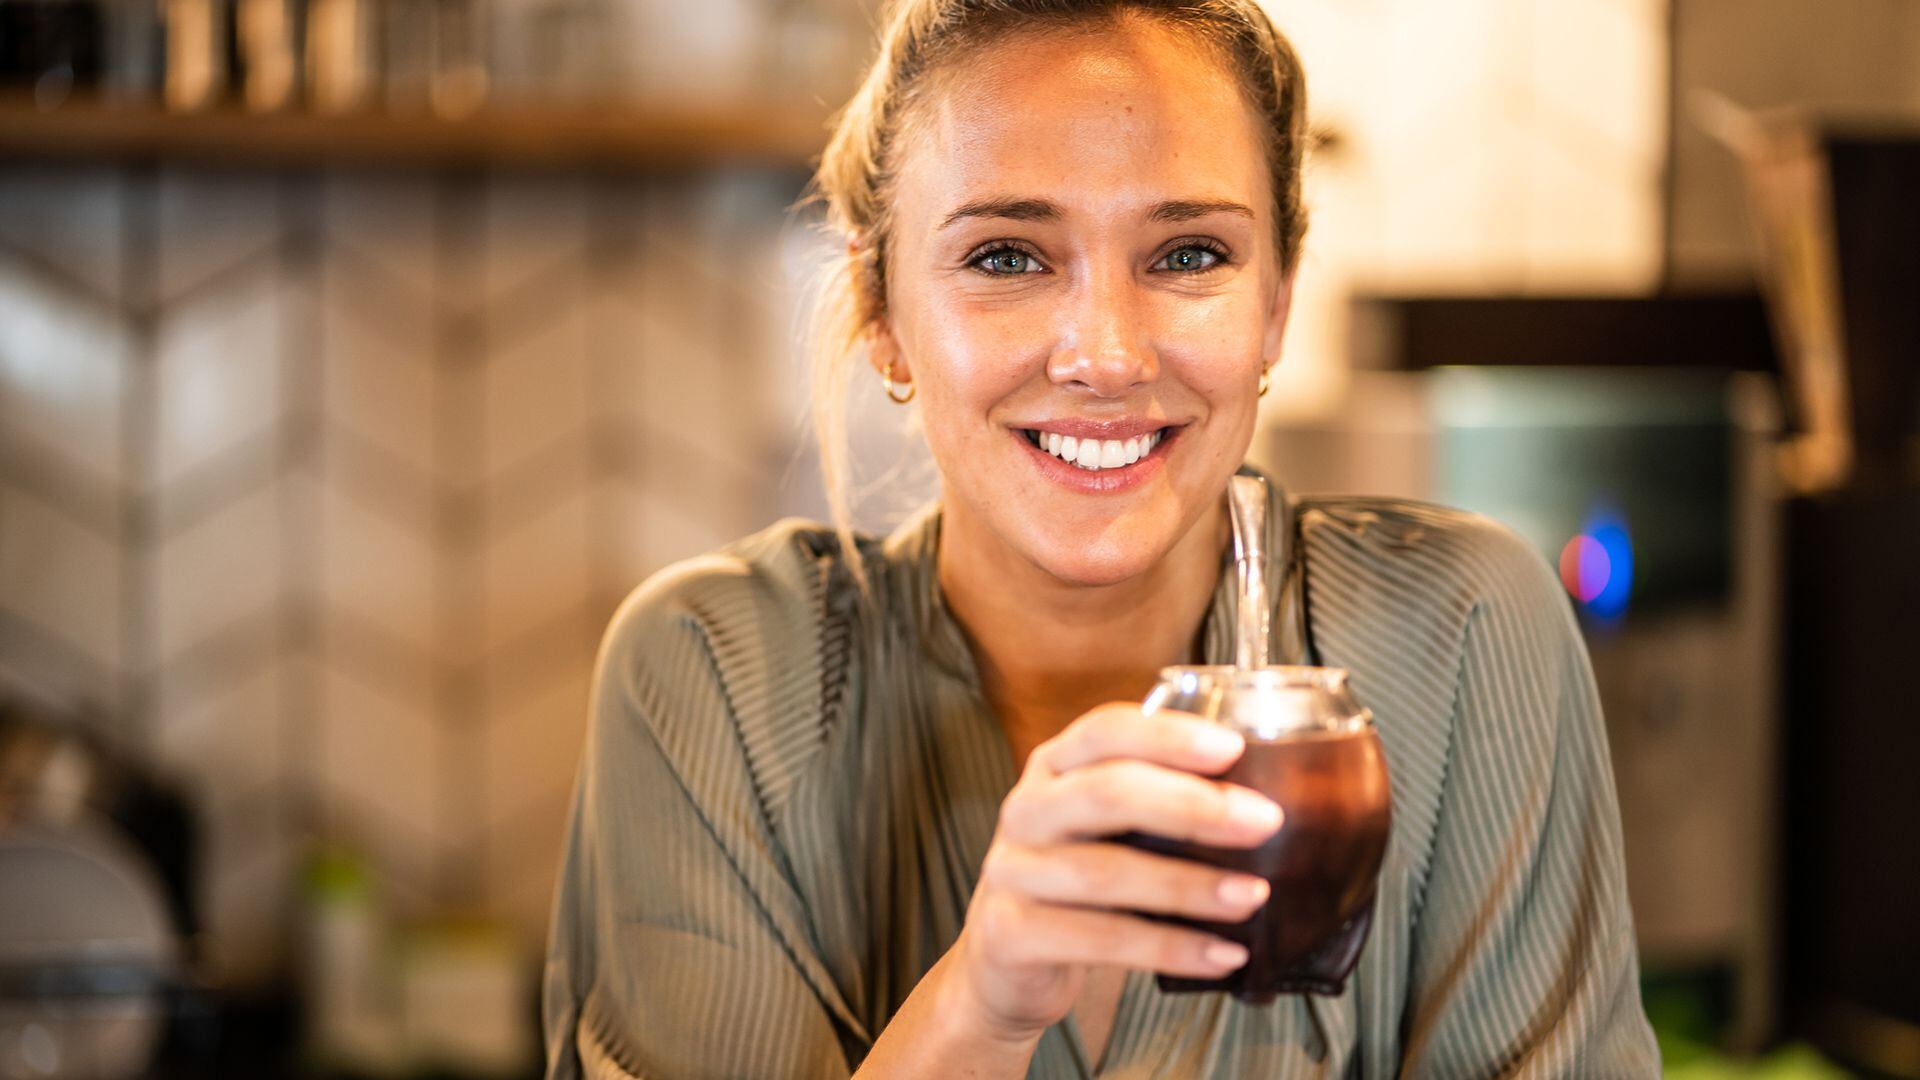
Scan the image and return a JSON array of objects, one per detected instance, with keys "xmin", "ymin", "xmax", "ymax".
[
  {"xmin": 1010, "ymin": 422, "xmax": 1181, "ymax": 493},
  {"xmin": 1016, "ymin": 416, "xmax": 1167, "ymax": 439},
  {"xmin": 1019, "ymin": 427, "xmax": 1166, "ymax": 470}
]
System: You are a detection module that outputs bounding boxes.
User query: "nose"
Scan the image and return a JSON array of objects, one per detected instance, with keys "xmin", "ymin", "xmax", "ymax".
[{"xmin": 1045, "ymin": 266, "xmax": 1159, "ymax": 397}]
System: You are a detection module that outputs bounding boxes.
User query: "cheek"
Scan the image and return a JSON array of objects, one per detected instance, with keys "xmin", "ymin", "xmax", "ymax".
[
  {"xmin": 909, "ymin": 299, "xmax": 1044, "ymax": 411},
  {"xmin": 1158, "ymin": 291, "xmax": 1268, "ymax": 388}
]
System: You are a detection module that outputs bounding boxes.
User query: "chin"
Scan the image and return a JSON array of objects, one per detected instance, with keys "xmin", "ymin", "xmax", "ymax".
[{"xmin": 1012, "ymin": 519, "xmax": 1181, "ymax": 588}]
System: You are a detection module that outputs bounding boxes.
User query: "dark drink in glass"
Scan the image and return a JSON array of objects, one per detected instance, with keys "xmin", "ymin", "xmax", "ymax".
[{"xmin": 1125, "ymin": 666, "xmax": 1392, "ymax": 1002}]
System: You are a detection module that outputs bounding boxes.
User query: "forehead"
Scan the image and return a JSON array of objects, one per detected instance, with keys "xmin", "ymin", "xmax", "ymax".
[{"xmin": 895, "ymin": 18, "xmax": 1272, "ymax": 226}]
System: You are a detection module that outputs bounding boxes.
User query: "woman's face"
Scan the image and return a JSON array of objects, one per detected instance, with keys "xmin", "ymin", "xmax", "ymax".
[{"xmin": 876, "ymin": 16, "xmax": 1294, "ymax": 588}]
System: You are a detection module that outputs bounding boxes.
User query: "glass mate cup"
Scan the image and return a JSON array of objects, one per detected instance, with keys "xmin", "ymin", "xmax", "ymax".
[{"xmin": 1124, "ymin": 664, "xmax": 1392, "ymax": 1003}]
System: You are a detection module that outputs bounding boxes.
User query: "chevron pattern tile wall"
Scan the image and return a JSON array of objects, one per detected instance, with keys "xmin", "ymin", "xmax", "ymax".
[{"xmin": 0, "ymin": 164, "xmax": 799, "ymax": 982}]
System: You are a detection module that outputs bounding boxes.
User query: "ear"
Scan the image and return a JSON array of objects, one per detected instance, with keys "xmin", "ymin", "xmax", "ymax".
[
  {"xmin": 849, "ymin": 231, "xmax": 908, "ymax": 385},
  {"xmin": 865, "ymin": 316, "xmax": 909, "ymax": 384},
  {"xmin": 1260, "ymin": 271, "xmax": 1297, "ymax": 374}
]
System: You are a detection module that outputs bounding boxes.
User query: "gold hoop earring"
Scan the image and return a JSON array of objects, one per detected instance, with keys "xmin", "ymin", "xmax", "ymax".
[
  {"xmin": 1258, "ymin": 367, "xmax": 1272, "ymax": 398},
  {"xmin": 883, "ymin": 359, "xmax": 915, "ymax": 404}
]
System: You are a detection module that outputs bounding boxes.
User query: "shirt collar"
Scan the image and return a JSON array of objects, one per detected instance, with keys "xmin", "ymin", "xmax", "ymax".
[{"xmin": 881, "ymin": 462, "xmax": 1304, "ymax": 685}]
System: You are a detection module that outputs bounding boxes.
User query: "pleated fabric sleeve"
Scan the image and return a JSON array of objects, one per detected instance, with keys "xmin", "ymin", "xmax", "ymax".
[
  {"xmin": 1377, "ymin": 517, "xmax": 1659, "ymax": 1076},
  {"xmin": 543, "ymin": 545, "xmax": 861, "ymax": 1080}
]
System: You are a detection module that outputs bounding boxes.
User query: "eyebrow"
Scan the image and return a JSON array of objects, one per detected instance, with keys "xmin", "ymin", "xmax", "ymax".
[
  {"xmin": 935, "ymin": 197, "xmax": 1256, "ymax": 231},
  {"xmin": 1148, "ymin": 199, "xmax": 1257, "ymax": 224}
]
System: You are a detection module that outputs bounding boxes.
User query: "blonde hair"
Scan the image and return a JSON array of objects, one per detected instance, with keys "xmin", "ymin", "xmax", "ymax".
[{"xmin": 805, "ymin": 0, "xmax": 1310, "ymax": 589}]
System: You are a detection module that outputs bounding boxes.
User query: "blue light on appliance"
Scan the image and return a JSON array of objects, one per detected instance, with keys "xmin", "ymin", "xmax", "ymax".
[{"xmin": 1558, "ymin": 508, "xmax": 1634, "ymax": 620}]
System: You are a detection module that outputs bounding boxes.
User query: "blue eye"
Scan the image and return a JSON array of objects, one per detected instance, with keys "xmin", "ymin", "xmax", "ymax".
[
  {"xmin": 968, "ymin": 241, "xmax": 1228, "ymax": 276},
  {"xmin": 972, "ymin": 247, "xmax": 1041, "ymax": 275},
  {"xmin": 1158, "ymin": 243, "xmax": 1226, "ymax": 272}
]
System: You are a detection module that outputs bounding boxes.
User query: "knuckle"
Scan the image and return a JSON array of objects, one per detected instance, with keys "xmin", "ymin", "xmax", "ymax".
[
  {"xmin": 1063, "ymin": 851, "xmax": 1115, "ymax": 900},
  {"xmin": 996, "ymin": 785, "xmax": 1036, "ymax": 838},
  {"xmin": 1145, "ymin": 711, "xmax": 1189, "ymax": 744},
  {"xmin": 979, "ymin": 846, "xmax": 1013, "ymax": 890},
  {"xmin": 1101, "ymin": 763, "xmax": 1160, "ymax": 816},
  {"xmin": 1079, "ymin": 702, "xmax": 1136, "ymax": 739},
  {"xmin": 1023, "ymin": 740, "xmax": 1062, "ymax": 778},
  {"xmin": 1078, "ymin": 770, "xmax": 1126, "ymax": 816},
  {"xmin": 1047, "ymin": 768, "xmax": 1087, "ymax": 809},
  {"xmin": 1157, "ymin": 869, "xmax": 1205, "ymax": 914},
  {"xmin": 1146, "ymin": 860, "xmax": 1190, "ymax": 906},
  {"xmin": 1064, "ymin": 713, "xmax": 1109, "ymax": 755},
  {"xmin": 1152, "ymin": 930, "xmax": 1196, "ymax": 972}
]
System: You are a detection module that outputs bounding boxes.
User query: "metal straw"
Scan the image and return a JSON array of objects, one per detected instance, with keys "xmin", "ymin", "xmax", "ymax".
[{"xmin": 1228, "ymin": 474, "xmax": 1271, "ymax": 670}]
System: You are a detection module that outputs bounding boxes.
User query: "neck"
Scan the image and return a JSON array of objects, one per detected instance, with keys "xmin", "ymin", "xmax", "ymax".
[{"xmin": 937, "ymin": 494, "xmax": 1230, "ymax": 767}]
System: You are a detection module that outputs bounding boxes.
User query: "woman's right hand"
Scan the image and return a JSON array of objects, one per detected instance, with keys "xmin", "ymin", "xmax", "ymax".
[{"xmin": 939, "ymin": 702, "xmax": 1284, "ymax": 1046}]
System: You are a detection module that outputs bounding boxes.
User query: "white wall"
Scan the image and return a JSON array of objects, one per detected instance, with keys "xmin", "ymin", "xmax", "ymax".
[{"xmin": 1669, "ymin": 0, "xmax": 1920, "ymax": 282}]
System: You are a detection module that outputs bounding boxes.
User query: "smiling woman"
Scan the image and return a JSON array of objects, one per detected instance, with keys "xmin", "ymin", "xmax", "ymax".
[
  {"xmin": 817, "ymin": 2, "xmax": 1304, "ymax": 599},
  {"xmin": 542, "ymin": 2, "xmax": 1659, "ymax": 1078}
]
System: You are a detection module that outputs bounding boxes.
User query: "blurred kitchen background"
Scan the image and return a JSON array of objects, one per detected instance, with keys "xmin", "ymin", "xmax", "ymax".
[{"xmin": 0, "ymin": 0, "xmax": 1915, "ymax": 1076}]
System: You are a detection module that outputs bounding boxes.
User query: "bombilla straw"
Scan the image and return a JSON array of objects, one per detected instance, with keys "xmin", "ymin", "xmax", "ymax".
[{"xmin": 1228, "ymin": 474, "xmax": 1270, "ymax": 670}]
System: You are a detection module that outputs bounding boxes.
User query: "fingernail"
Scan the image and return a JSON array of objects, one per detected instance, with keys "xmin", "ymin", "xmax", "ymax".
[
  {"xmin": 1225, "ymin": 788, "xmax": 1282, "ymax": 831},
  {"xmin": 1217, "ymin": 875, "xmax": 1270, "ymax": 907},
  {"xmin": 1205, "ymin": 941, "xmax": 1249, "ymax": 969},
  {"xmin": 1193, "ymin": 724, "xmax": 1244, "ymax": 758}
]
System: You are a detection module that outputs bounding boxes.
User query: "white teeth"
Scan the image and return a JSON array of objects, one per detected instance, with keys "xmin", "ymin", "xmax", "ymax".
[{"xmin": 1031, "ymin": 428, "xmax": 1166, "ymax": 470}]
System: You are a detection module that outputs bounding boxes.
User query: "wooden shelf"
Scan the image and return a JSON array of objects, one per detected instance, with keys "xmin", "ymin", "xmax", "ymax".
[
  {"xmin": 1349, "ymin": 294, "xmax": 1781, "ymax": 373},
  {"xmin": 0, "ymin": 96, "xmax": 830, "ymax": 172}
]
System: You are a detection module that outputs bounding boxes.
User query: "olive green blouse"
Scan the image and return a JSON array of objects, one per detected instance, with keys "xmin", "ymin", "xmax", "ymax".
[{"xmin": 542, "ymin": 468, "xmax": 1659, "ymax": 1078}]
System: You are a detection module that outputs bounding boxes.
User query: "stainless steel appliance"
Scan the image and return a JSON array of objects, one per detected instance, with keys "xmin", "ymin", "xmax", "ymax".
[
  {"xmin": 0, "ymin": 822, "xmax": 179, "ymax": 1079},
  {"xmin": 1268, "ymin": 292, "xmax": 1786, "ymax": 1047}
]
